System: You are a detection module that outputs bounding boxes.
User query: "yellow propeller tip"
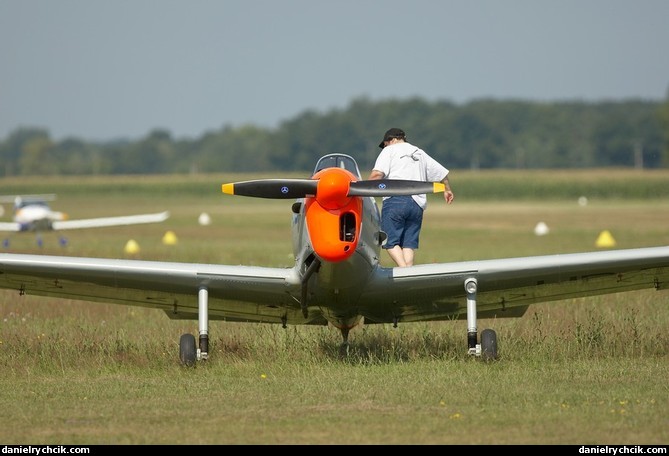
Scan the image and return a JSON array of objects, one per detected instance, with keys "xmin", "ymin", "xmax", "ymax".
[
  {"xmin": 222, "ymin": 183, "xmax": 234, "ymax": 195},
  {"xmin": 434, "ymin": 183, "xmax": 446, "ymax": 193}
]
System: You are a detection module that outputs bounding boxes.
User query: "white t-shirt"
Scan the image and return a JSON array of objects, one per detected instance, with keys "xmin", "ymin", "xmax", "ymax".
[{"xmin": 371, "ymin": 141, "xmax": 449, "ymax": 210}]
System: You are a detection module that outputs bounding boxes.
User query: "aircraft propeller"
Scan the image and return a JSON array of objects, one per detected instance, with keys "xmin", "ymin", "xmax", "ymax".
[{"xmin": 222, "ymin": 177, "xmax": 445, "ymax": 199}]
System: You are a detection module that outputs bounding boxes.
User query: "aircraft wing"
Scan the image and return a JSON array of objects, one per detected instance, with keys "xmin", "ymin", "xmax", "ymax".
[
  {"xmin": 0, "ymin": 194, "xmax": 56, "ymax": 203},
  {"xmin": 0, "ymin": 246, "xmax": 667, "ymax": 327},
  {"xmin": 0, "ymin": 254, "xmax": 325, "ymax": 325},
  {"xmin": 358, "ymin": 246, "xmax": 669, "ymax": 323},
  {"xmin": 51, "ymin": 211, "xmax": 170, "ymax": 230},
  {"xmin": 0, "ymin": 222, "xmax": 21, "ymax": 232}
]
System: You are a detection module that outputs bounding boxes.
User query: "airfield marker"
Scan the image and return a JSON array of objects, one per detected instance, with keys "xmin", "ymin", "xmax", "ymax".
[
  {"xmin": 534, "ymin": 221, "xmax": 549, "ymax": 236},
  {"xmin": 162, "ymin": 230, "xmax": 178, "ymax": 245},
  {"xmin": 595, "ymin": 230, "xmax": 616, "ymax": 248},
  {"xmin": 124, "ymin": 239, "xmax": 140, "ymax": 254},
  {"xmin": 198, "ymin": 212, "xmax": 211, "ymax": 226}
]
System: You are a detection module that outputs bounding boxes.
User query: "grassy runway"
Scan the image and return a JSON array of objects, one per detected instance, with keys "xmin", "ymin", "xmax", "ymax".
[{"xmin": 0, "ymin": 171, "xmax": 668, "ymax": 444}]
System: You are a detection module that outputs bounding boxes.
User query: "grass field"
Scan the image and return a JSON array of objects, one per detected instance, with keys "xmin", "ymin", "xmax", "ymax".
[{"xmin": 0, "ymin": 171, "xmax": 668, "ymax": 444}]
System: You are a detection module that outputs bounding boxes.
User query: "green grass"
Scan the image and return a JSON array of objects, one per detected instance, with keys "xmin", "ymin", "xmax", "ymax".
[{"xmin": 0, "ymin": 171, "xmax": 668, "ymax": 444}]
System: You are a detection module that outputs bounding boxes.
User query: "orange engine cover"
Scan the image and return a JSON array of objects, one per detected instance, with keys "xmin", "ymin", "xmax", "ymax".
[{"xmin": 305, "ymin": 168, "xmax": 363, "ymax": 262}]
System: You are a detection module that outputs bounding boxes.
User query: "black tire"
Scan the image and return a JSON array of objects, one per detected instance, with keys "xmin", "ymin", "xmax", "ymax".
[
  {"xmin": 481, "ymin": 328, "xmax": 498, "ymax": 361},
  {"xmin": 179, "ymin": 333, "xmax": 197, "ymax": 367}
]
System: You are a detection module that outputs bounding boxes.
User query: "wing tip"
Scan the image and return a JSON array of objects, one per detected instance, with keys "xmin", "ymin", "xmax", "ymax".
[{"xmin": 434, "ymin": 182, "xmax": 446, "ymax": 193}]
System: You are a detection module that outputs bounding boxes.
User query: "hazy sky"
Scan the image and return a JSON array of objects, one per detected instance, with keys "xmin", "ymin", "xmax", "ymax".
[{"xmin": 1, "ymin": 0, "xmax": 668, "ymax": 141}]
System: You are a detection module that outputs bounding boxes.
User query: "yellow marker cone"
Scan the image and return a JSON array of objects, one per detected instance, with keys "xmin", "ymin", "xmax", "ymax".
[
  {"xmin": 595, "ymin": 230, "xmax": 616, "ymax": 248},
  {"xmin": 124, "ymin": 239, "xmax": 140, "ymax": 255},
  {"xmin": 162, "ymin": 230, "xmax": 178, "ymax": 245}
]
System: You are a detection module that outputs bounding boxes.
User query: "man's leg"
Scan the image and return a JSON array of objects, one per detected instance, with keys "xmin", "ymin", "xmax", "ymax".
[
  {"xmin": 402, "ymin": 248, "xmax": 415, "ymax": 267},
  {"xmin": 401, "ymin": 199, "xmax": 422, "ymax": 268},
  {"xmin": 387, "ymin": 245, "xmax": 408, "ymax": 267}
]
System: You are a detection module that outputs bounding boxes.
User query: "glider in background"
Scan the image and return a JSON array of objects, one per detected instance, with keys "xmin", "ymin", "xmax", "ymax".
[
  {"xmin": 0, "ymin": 194, "xmax": 169, "ymax": 247},
  {"xmin": 0, "ymin": 154, "xmax": 667, "ymax": 366}
]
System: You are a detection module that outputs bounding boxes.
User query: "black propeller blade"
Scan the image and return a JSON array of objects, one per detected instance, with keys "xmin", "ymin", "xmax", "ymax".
[
  {"xmin": 222, "ymin": 179, "xmax": 318, "ymax": 199},
  {"xmin": 348, "ymin": 179, "xmax": 445, "ymax": 197}
]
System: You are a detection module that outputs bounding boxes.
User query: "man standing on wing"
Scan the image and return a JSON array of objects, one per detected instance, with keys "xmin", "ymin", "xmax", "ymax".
[{"xmin": 368, "ymin": 128, "xmax": 454, "ymax": 267}]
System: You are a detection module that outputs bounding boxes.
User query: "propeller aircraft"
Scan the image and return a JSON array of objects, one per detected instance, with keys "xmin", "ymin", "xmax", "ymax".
[
  {"xmin": 0, "ymin": 193, "xmax": 169, "ymax": 247},
  {"xmin": 0, "ymin": 153, "xmax": 668, "ymax": 366}
]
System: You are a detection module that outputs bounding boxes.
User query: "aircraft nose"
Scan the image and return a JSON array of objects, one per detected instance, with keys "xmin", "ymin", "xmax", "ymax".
[{"xmin": 316, "ymin": 169, "xmax": 353, "ymax": 210}]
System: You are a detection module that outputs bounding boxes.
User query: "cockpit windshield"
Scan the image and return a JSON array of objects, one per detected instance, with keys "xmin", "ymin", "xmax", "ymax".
[{"xmin": 313, "ymin": 154, "xmax": 362, "ymax": 179}]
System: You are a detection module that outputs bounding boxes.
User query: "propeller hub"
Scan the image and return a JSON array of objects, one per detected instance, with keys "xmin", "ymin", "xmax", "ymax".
[{"xmin": 314, "ymin": 168, "xmax": 355, "ymax": 210}]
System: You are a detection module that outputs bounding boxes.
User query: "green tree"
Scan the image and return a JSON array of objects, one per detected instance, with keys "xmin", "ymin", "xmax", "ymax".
[
  {"xmin": 0, "ymin": 128, "xmax": 50, "ymax": 176},
  {"xmin": 659, "ymin": 86, "xmax": 669, "ymax": 167},
  {"xmin": 19, "ymin": 135, "xmax": 54, "ymax": 175}
]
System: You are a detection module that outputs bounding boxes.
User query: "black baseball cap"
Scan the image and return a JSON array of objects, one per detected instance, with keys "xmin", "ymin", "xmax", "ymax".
[{"xmin": 378, "ymin": 128, "xmax": 406, "ymax": 148}]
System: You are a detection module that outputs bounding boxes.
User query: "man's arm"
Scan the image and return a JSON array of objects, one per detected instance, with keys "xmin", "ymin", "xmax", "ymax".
[
  {"xmin": 368, "ymin": 170, "xmax": 385, "ymax": 180},
  {"xmin": 442, "ymin": 176, "xmax": 454, "ymax": 204}
]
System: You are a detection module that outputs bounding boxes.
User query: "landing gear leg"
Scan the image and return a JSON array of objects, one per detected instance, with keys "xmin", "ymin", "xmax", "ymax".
[
  {"xmin": 179, "ymin": 286, "xmax": 209, "ymax": 366},
  {"xmin": 339, "ymin": 327, "xmax": 350, "ymax": 357},
  {"xmin": 464, "ymin": 278, "xmax": 498, "ymax": 360},
  {"xmin": 197, "ymin": 286, "xmax": 209, "ymax": 362}
]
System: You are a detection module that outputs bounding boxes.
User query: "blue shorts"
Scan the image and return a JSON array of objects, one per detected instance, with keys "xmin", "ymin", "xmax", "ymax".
[{"xmin": 381, "ymin": 196, "xmax": 424, "ymax": 250}]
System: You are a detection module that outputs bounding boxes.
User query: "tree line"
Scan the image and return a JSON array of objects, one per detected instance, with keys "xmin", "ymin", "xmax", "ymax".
[{"xmin": 1, "ymin": 96, "xmax": 668, "ymax": 177}]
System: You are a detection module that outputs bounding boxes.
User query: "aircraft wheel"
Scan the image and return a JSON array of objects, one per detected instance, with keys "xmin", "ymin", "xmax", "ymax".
[
  {"xmin": 179, "ymin": 333, "xmax": 197, "ymax": 367},
  {"xmin": 481, "ymin": 328, "xmax": 498, "ymax": 361}
]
